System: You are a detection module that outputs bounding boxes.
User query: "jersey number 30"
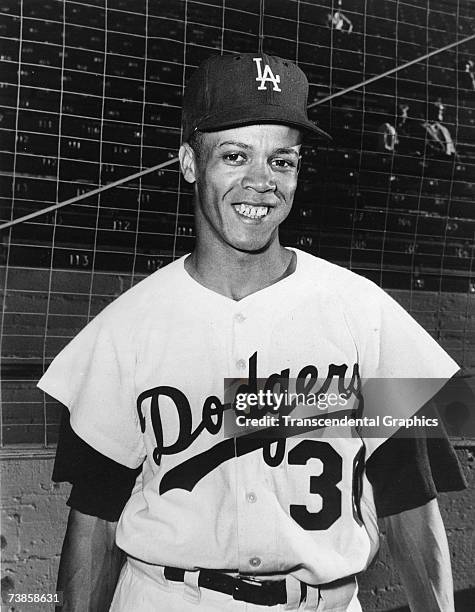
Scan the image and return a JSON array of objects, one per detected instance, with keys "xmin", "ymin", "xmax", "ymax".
[{"xmin": 288, "ymin": 440, "xmax": 363, "ymax": 531}]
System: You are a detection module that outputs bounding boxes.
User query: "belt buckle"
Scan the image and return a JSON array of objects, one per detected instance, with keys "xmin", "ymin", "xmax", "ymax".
[
  {"xmin": 232, "ymin": 577, "xmax": 264, "ymax": 604},
  {"xmin": 233, "ymin": 576, "xmax": 282, "ymax": 606}
]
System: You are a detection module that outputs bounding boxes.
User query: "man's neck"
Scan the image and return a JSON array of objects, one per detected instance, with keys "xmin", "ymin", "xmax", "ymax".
[{"xmin": 185, "ymin": 243, "xmax": 295, "ymax": 301}]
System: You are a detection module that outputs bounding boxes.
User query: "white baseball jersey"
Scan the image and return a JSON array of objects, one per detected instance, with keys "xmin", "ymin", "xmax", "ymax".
[{"xmin": 38, "ymin": 248, "xmax": 458, "ymax": 586}]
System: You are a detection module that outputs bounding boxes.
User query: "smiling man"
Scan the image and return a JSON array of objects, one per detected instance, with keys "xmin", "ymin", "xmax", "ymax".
[
  {"xmin": 39, "ymin": 53, "xmax": 465, "ymax": 612},
  {"xmin": 181, "ymin": 123, "xmax": 301, "ymax": 299}
]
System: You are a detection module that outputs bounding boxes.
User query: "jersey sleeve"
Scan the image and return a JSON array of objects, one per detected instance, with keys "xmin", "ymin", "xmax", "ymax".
[
  {"xmin": 54, "ymin": 407, "xmax": 142, "ymax": 521},
  {"xmin": 38, "ymin": 310, "xmax": 146, "ymax": 468},
  {"xmin": 365, "ymin": 408, "xmax": 467, "ymax": 517},
  {"xmin": 364, "ymin": 287, "xmax": 459, "ymax": 380},
  {"xmin": 345, "ymin": 281, "xmax": 460, "ymax": 456}
]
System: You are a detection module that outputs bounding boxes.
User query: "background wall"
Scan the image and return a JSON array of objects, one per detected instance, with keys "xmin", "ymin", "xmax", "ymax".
[{"xmin": 1, "ymin": 0, "xmax": 474, "ymax": 609}]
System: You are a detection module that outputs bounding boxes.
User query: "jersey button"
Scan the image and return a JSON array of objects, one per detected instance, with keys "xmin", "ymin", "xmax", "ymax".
[
  {"xmin": 249, "ymin": 557, "xmax": 261, "ymax": 568},
  {"xmin": 236, "ymin": 359, "xmax": 246, "ymax": 370},
  {"xmin": 247, "ymin": 492, "xmax": 257, "ymax": 503},
  {"xmin": 234, "ymin": 313, "xmax": 245, "ymax": 323}
]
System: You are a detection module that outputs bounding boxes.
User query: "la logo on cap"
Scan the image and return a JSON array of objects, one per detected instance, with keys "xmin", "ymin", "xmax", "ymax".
[{"xmin": 253, "ymin": 57, "xmax": 281, "ymax": 92}]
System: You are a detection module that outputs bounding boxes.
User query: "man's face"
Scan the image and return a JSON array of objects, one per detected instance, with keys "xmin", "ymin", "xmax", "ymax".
[{"xmin": 180, "ymin": 124, "xmax": 302, "ymax": 254}]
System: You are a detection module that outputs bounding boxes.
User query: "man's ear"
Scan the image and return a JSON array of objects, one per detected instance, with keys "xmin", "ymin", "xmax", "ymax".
[
  {"xmin": 297, "ymin": 154, "xmax": 302, "ymax": 174},
  {"xmin": 179, "ymin": 143, "xmax": 197, "ymax": 184}
]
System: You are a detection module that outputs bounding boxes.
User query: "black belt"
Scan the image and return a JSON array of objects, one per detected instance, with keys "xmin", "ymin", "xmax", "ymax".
[{"xmin": 164, "ymin": 566, "xmax": 304, "ymax": 606}]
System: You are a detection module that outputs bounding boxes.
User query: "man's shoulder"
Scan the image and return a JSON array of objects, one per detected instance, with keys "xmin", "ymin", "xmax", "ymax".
[
  {"xmin": 293, "ymin": 249, "xmax": 398, "ymax": 326},
  {"xmin": 91, "ymin": 255, "xmax": 188, "ymax": 327},
  {"xmin": 294, "ymin": 248, "xmax": 382, "ymax": 297}
]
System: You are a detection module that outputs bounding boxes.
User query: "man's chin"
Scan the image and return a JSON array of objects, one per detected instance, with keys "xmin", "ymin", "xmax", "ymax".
[
  {"xmin": 224, "ymin": 226, "xmax": 281, "ymax": 254},
  {"xmin": 229, "ymin": 237, "xmax": 276, "ymax": 255}
]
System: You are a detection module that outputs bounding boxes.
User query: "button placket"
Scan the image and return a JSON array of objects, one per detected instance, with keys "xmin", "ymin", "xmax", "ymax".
[
  {"xmin": 233, "ymin": 308, "xmax": 247, "ymax": 372},
  {"xmin": 232, "ymin": 308, "xmax": 266, "ymax": 572}
]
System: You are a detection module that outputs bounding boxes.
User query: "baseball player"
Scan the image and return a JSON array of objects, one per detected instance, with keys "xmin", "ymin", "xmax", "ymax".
[{"xmin": 39, "ymin": 53, "xmax": 465, "ymax": 611}]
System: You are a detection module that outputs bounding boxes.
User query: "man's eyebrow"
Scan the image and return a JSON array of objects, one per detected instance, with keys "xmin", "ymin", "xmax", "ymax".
[
  {"xmin": 273, "ymin": 148, "xmax": 300, "ymax": 157},
  {"xmin": 216, "ymin": 143, "xmax": 300, "ymax": 156},
  {"xmin": 217, "ymin": 141, "xmax": 252, "ymax": 149}
]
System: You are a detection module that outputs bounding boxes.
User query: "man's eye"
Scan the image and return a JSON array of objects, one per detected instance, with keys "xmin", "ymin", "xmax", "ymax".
[
  {"xmin": 272, "ymin": 158, "xmax": 297, "ymax": 169},
  {"xmin": 223, "ymin": 153, "xmax": 246, "ymax": 163}
]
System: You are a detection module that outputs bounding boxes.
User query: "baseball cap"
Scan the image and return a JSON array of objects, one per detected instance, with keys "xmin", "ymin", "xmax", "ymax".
[{"xmin": 182, "ymin": 53, "xmax": 331, "ymax": 142}]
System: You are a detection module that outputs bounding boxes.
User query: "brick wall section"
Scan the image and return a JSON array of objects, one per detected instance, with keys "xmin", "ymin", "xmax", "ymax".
[{"xmin": 1, "ymin": 458, "xmax": 69, "ymax": 611}]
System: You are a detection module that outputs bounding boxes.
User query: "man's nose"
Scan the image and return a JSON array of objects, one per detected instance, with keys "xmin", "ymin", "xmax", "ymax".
[{"xmin": 242, "ymin": 161, "xmax": 276, "ymax": 192}]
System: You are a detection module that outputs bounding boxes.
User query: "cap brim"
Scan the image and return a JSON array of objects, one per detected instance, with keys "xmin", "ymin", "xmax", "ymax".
[{"xmin": 195, "ymin": 106, "xmax": 332, "ymax": 141}]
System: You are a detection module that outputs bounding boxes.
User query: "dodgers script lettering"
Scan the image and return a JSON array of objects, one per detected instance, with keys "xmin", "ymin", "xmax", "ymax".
[{"xmin": 136, "ymin": 352, "xmax": 362, "ymax": 494}]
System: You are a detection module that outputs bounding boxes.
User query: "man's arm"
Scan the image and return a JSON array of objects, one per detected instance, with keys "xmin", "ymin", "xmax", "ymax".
[
  {"xmin": 56, "ymin": 509, "xmax": 124, "ymax": 612},
  {"xmin": 384, "ymin": 497, "xmax": 454, "ymax": 612}
]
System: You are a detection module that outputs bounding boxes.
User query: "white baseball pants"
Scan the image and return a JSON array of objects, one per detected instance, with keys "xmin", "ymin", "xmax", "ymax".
[{"xmin": 109, "ymin": 559, "xmax": 362, "ymax": 612}]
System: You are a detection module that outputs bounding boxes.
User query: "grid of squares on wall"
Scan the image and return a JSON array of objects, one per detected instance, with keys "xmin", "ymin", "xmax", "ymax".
[{"xmin": 1, "ymin": 0, "xmax": 474, "ymax": 447}]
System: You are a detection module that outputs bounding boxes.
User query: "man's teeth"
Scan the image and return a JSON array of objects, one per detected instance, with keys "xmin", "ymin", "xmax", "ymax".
[{"xmin": 235, "ymin": 204, "xmax": 269, "ymax": 219}]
